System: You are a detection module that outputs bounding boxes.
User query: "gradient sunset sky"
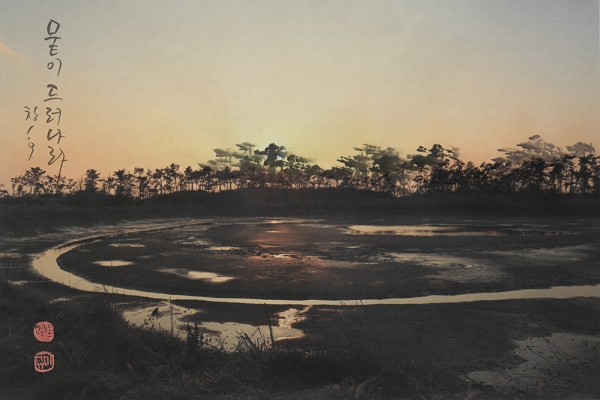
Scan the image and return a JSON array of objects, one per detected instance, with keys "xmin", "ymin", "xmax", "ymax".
[{"xmin": 1, "ymin": 0, "xmax": 598, "ymax": 186}]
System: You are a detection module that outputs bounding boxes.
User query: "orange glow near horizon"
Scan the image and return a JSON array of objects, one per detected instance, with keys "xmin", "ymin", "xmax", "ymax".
[{"xmin": 0, "ymin": 1, "xmax": 598, "ymax": 185}]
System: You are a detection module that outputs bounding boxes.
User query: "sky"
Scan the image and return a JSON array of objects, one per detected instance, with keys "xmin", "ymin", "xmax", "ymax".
[{"xmin": 0, "ymin": 0, "xmax": 598, "ymax": 186}]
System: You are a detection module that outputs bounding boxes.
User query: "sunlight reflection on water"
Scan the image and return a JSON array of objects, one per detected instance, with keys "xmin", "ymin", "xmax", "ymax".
[
  {"xmin": 206, "ymin": 246, "xmax": 239, "ymax": 251},
  {"xmin": 158, "ymin": 268, "xmax": 234, "ymax": 283},
  {"xmin": 347, "ymin": 225, "xmax": 572, "ymax": 236},
  {"xmin": 93, "ymin": 260, "xmax": 133, "ymax": 267},
  {"xmin": 122, "ymin": 302, "xmax": 306, "ymax": 350}
]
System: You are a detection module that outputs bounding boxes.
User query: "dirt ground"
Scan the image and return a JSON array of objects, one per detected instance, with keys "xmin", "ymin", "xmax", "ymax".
[{"xmin": 1, "ymin": 215, "xmax": 599, "ymax": 398}]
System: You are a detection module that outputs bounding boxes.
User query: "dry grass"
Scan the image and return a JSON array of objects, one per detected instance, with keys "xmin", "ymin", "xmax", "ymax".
[
  {"xmin": 0, "ymin": 280, "xmax": 497, "ymax": 399},
  {"xmin": 0, "ymin": 282, "xmax": 385, "ymax": 399}
]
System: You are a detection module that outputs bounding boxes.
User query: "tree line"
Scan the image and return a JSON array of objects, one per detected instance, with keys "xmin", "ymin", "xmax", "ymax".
[{"xmin": 2, "ymin": 136, "xmax": 598, "ymax": 200}]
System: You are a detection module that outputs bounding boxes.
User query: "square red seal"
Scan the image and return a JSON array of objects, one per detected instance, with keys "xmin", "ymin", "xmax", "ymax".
[
  {"xmin": 33, "ymin": 321, "xmax": 54, "ymax": 342},
  {"xmin": 34, "ymin": 351, "xmax": 55, "ymax": 373}
]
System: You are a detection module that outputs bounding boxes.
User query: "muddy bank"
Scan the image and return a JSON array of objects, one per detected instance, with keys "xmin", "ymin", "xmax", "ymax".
[{"xmin": 287, "ymin": 297, "xmax": 600, "ymax": 397}]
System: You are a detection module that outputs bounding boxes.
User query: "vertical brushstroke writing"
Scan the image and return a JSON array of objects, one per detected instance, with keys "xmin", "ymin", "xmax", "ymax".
[
  {"xmin": 45, "ymin": 19, "xmax": 67, "ymax": 176},
  {"xmin": 24, "ymin": 19, "xmax": 67, "ymax": 176}
]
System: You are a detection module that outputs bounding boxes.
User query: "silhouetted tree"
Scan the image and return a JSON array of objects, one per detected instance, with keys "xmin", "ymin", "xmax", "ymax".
[
  {"xmin": 84, "ymin": 169, "xmax": 101, "ymax": 192},
  {"xmin": 256, "ymin": 143, "xmax": 287, "ymax": 171},
  {"xmin": 5, "ymin": 137, "xmax": 598, "ymax": 201},
  {"xmin": 113, "ymin": 169, "xmax": 133, "ymax": 197},
  {"xmin": 576, "ymin": 154, "xmax": 598, "ymax": 194},
  {"xmin": 23, "ymin": 167, "xmax": 46, "ymax": 195},
  {"xmin": 51, "ymin": 174, "xmax": 69, "ymax": 195}
]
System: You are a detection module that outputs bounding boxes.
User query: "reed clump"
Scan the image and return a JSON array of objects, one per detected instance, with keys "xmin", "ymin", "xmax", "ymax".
[
  {"xmin": 6, "ymin": 283, "xmax": 563, "ymax": 399},
  {"xmin": 0, "ymin": 282, "xmax": 388, "ymax": 399}
]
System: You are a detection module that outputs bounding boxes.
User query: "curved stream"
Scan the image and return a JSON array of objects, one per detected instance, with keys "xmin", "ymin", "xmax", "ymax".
[{"xmin": 32, "ymin": 236, "xmax": 600, "ymax": 306}]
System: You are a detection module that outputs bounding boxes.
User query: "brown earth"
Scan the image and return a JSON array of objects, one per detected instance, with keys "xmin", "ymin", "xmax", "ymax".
[{"xmin": 1, "ymin": 214, "xmax": 599, "ymax": 399}]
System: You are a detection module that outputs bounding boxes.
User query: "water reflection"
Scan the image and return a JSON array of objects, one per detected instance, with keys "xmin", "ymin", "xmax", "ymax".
[
  {"xmin": 347, "ymin": 225, "xmax": 572, "ymax": 236},
  {"xmin": 468, "ymin": 332, "xmax": 600, "ymax": 388},
  {"xmin": 187, "ymin": 271, "xmax": 233, "ymax": 282},
  {"xmin": 158, "ymin": 268, "xmax": 234, "ymax": 283},
  {"xmin": 33, "ymin": 241, "xmax": 600, "ymax": 305},
  {"xmin": 93, "ymin": 260, "xmax": 133, "ymax": 267},
  {"xmin": 206, "ymin": 246, "xmax": 239, "ymax": 251},
  {"xmin": 379, "ymin": 252, "xmax": 503, "ymax": 283},
  {"xmin": 122, "ymin": 302, "xmax": 306, "ymax": 350}
]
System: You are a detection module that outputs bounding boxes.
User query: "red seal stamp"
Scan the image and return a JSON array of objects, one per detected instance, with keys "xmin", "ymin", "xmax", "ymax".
[
  {"xmin": 34, "ymin": 351, "xmax": 55, "ymax": 373},
  {"xmin": 33, "ymin": 321, "xmax": 54, "ymax": 342}
]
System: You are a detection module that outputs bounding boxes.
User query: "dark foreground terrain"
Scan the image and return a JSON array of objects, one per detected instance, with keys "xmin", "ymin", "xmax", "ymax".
[{"xmin": 0, "ymin": 192, "xmax": 599, "ymax": 399}]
